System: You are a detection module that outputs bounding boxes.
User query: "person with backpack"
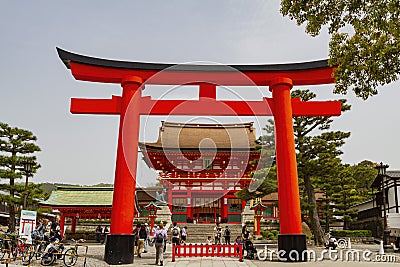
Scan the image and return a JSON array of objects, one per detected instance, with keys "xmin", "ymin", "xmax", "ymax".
[
  {"xmin": 153, "ymin": 223, "xmax": 167, "ymax": 266},
  {"xmin": 31, "ymin": 219, "xmax": 46, "ymax": 241},
  {"xmin": 137, "ymin": 224, "xmax": 148, "ymax": 258},
  {"xmin": 170, "ymin": 221, "xmax": 181, "ymax": 247},
  {"xmin": 224, "ymin": 225, "xmax": 231, "ymax": 244}
]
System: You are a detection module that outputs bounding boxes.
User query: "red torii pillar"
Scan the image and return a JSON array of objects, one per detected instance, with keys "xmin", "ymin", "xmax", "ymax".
[
  {"xmin": 270, "ymin": 77, "xmax": 305, "ymax": 259},
  {"xmin": 111, "ymin": 76, "xmax": 142, "ymax": 234},
  {"xmin": 104, "ymin": 76, "xmax": 143, "ymax": 264}
]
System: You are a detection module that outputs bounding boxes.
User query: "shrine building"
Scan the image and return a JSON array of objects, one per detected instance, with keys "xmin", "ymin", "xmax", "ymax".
[
  {"xmin": 40, "ymin": 186, "xmax": 157, "ymax": 237},
  {"xmin": 139, "ymin": 121, "xmax": 260, "ymax": 224}
]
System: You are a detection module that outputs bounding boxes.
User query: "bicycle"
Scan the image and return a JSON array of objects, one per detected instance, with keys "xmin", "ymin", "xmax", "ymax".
[
  {"xmin": 40, "ymin": 239, "xmax": 65, "ymax": 266},
  {"xmin": 23, "ymin": 237, "xmax": 48, "ymax": 265},
  {"xmin": 0, "ymin": 232, "xmax": 30, "ymax": 262},
  {"xmin": 63, "ymin": 239, "xmax": 87, "ymax": 267},
  {"xmin": 0, "ymin": 232, "xmax": 16, "ymax": 261}
]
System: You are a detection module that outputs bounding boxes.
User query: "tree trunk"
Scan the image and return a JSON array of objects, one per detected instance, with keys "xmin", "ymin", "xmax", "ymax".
[
  {"xmin": 9, "ymin": 177, "xmax": 15, "ymax": 232},
  {"xmin": 9, "ymin": 150, "xmax": 17, "ymax": 233},
  {"xmin": 304, "ymin": 175, "xmax": 324, "ymax": 246}
]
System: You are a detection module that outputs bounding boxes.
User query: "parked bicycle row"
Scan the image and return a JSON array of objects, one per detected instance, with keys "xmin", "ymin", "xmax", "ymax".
[{"xmin": 0, "ymin": 218, "xmax": 89, "ymax": 266}]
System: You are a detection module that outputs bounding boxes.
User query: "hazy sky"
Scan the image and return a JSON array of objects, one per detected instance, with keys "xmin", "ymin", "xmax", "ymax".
[{"xmin": 1, "ymin": 1, "xmax": 399, "ymax": 187}]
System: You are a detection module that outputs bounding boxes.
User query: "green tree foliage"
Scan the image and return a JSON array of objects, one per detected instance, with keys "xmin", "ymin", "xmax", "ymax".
[
  {"xmin": 14, "ymin": 183, "xmax": 49, "ymax": 207},
  {"xmin": 348, "ymin": 161, "xmax": 378, "ymax": 202},
  {"xmin": 237, "ymin": 90, "xmax": 351, "ymax": 245},
  {"xmin": 320, "ymin": 160, "xmax": 377, "ymax": 231},
  {"xmin": 235, "ymin": 119, "xmax": 277, "ymax": 200},
  {"xmin": 281, "ymin": 0, "xmax": 400, "ymax": 99},
  {"xmin": 235, "ymin": 166, "xmax": 277, "ymax": 201},
  {"xmin": 292, "ymin": 90, "xmax": 351, "ymax": 245},
  {"xmin": 329, "ymin": 165, "xmax": 363, "ymax": 229},
  {"xmin": 0, "ymin": 122, "xmax": 41, "ymax": 232}
]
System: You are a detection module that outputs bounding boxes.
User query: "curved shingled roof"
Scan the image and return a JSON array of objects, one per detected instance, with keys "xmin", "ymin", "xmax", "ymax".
[
  {"xmin": 41, "ymin": 186, "xmax": 113, "ymax": 207},
  {"xmin": 140, "ymin": 121, "xmax": 257, "ymax": 150}
]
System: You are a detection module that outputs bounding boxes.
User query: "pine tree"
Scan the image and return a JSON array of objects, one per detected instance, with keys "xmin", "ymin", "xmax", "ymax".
[
  {"xmin": 235, "ymin": 119, "xmax": 277, "ymax": 200},
  {"xmin": 237, "ymin": 90, "xmax": 351, "ymax": 245},
  {"xmin": 0, "ymin": 122, "xmax": 40, "ymax": 232}
]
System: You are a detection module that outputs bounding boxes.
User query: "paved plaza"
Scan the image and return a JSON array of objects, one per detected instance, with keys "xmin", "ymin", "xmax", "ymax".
[{"xmin": 3, "ymin": 243, "xmax": 400, "ymax": 267}]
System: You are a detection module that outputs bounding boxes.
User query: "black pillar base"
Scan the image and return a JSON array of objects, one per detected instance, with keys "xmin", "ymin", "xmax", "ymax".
[
  {"xmin": 278, "ymin": 234, "xmax": 307, "ymax": 262},
  {"xmin": 104, "ymin": 234, "xmax": 135, "ymax": 265}
]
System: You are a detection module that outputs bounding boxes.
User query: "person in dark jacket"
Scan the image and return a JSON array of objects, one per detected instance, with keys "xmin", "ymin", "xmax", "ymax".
[{"xmin": 136, "ymin": 224, "xmax": 148, "ymax": 258}]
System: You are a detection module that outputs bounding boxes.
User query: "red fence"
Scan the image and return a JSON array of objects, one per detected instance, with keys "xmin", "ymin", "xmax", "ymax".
[{"xmin": 172, "ymin": 243, "xmax": 243, "ymax": 262}]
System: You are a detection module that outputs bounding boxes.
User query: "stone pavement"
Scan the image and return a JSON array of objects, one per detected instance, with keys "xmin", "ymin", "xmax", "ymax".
[{"xmin": 3, "ymin": 243, "xmax": 400, "ymax": 267}]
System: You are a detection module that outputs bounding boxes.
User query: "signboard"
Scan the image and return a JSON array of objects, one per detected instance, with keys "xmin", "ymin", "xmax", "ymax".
[{"xmin": 19, "ymin": 210, "xmax": 37, "ymax": 241}]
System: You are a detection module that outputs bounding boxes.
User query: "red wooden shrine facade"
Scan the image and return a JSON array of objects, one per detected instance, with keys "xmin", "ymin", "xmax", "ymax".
[{"xmin": 140, "ymin": 122, "xmax": 260, "ymax": 224}]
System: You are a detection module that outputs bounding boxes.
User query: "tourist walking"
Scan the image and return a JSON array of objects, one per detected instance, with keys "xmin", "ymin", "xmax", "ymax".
[
  {"xmin": 137, "ymin": 224, "xmax": 148, "ymax": 258},
  {"xmin": 180, "ymin": 226, "xmax": 187, "ymax": 244},
  {"xmin": 144, "ymin": 222, "xmax": 150, "ymax": 253},
  {"xmin": 241, "ymin": 224, "xmax": 249, "ymax": 241},
  {"xmin": 153, "ymin": 223, "xmax": 167, "ymax": 266},
  {"xmin": 241, "ymin": 225, "xmax": 251, "ymax": 252},
  {"xmin": 95, "ymin": 225, "xmax": 103, "ymax": 243},
  {"xmin": 214, "ymin": 222, "xmax": 222, "ymax": 245},
  {"xmin": 170, "ymin": 221, "xmax": 181, "ymax": 247},
  {"xmin": 101, "ymin": 226, "xmax": 109, "ymax": 244},
  {"xmin": 133, "ymin": 223, "xmax": 141, "ymax": 256},
  {"xmin": 224, "ymin": 225, "xmax": 231, "ymax": 244}
]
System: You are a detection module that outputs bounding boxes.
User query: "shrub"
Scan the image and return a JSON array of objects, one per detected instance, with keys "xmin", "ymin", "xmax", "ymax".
[
  {"xmin": 260, "ymin": 230, "xmax": 268, "ymax": 238},
  {"xmin": 330, "ymin": 230, "xmax": 372, "ymax": 237},
  {"xmin": 271, "ymin": 230, "xmax": 279, "ymax": 236},
  {"xmin": 267, "ymin": 232, "xmax": 275, "ymax": 240}
]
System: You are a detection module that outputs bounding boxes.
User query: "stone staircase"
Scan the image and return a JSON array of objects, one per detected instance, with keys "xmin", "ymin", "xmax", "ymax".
[{"xmin": 177, "ymin": 224, "xmax": 243, "ymax": 243}]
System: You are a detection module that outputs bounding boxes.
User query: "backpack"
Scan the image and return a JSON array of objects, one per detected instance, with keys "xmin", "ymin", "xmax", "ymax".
[
  {"xmin": 31, "ymin": 229, "xmax": 39, "ymax": 240},
  {"xmin": 172, "ymin": 227, "xmax": 179, "ymax": 237},
  {"xmin": 156, "ymin": 232, "xmax": 164, "ymax": 243},
  {"xmin": 224, "ymin": 228, "xmax": 231, "ymax": 237},
  {"xmin": 139, "ymin": 227, "xmax": 147, "ymax": 239}
]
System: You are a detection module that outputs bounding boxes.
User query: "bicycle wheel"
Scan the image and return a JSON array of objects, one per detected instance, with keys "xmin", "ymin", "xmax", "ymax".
[
  {"xmin": 11, "ymin": 244, "xmax": 18, "ymax": 260},
  {"xmin": 41, "ymin": 253, "xmax": 55, "ymax": 266},
  {"xmin": 63, "ymin": 248, "xmax": 78, "ymax": 267},
  {"xmin": 0, "ymin": 241, "xmax": 6, "ymax": 260},
  {"xmin": 35, "ymin": 242, "xmax": 46, "ymax": 260},
  {"xmin": 21, "ymin": 245, "xmax": 33, "ymax": 265}
]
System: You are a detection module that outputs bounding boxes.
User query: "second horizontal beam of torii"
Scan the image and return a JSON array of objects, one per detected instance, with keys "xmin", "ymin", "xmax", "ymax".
[{"xmin": 70, "ymin": 96, "xmax": 341, "ymax": 117}]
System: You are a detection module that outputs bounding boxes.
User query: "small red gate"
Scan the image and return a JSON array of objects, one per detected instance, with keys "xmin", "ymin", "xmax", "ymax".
[{"xmin": 172, "ymin": 243, "xmax": 243, "ymax": 262}]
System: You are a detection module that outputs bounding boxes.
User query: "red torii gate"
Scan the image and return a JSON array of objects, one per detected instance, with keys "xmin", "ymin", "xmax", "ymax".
[{"xmin": 57, "ymin": 48, "xmax": 341, "ymax": 263}]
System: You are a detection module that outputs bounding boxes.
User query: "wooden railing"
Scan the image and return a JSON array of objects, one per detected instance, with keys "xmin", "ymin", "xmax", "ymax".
[{"xmin": 172, "ymin": 243, "xmax": 243, "ymax": 262}]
